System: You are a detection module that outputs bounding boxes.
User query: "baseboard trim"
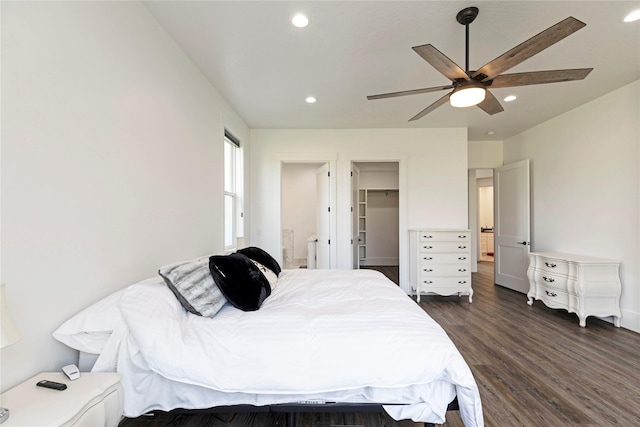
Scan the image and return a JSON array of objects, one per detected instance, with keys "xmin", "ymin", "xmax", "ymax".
[
  {"xmin": 360, "ymin": 257, "xmax": 398, "ymax": 267},
  {"xmin": 620, "ymin": 308, "xmax": 640, "ymax": 333}
]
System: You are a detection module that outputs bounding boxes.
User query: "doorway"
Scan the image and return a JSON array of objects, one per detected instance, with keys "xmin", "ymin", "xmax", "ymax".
[
  {"xmin": 353, "ymin": 162, "xmax": 400, "ymax": 284},
  {"xmin": 477, "ymin": 170, "xmax": 494, "ymax": 263},
  {"xmin": 281, "ymin": 162, "xmax": 327, "ymax": 269}
]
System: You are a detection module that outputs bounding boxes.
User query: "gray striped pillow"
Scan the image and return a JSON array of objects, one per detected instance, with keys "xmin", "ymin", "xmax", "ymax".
[{"xmin": 159, "ymin": 257, "xmax": 227, "ymax": 318}]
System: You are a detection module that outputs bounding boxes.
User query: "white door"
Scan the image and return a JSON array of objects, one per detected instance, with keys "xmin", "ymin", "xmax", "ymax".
[
  {"xmin": 494, "ymin": 159, "xmax": 531, "ymax": 293},
  {"xmin": 351, "ymin": 164, "xmax": 360, "ymax": 269},
  {"xmin": 316, "ymin": 163, "xmax": 331, "ymax": 269}
]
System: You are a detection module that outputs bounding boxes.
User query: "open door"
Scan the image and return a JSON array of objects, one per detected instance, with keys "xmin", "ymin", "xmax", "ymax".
[
  {"xmin": 316, "ymin": 163, "xmax": 331, "ymax": 269},
  {"xmin": 351, "ymin": 164, "xmax": 360, "ymax": 269},
  {"xmin": 494, "ymin": 159, "xmax": 530, "ymax": 293}
]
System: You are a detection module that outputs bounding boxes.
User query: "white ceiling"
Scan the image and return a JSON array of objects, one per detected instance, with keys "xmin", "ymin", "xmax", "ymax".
[{"xmin": 143, "ymin": 1, "xmax": 640, "ymax": 141}]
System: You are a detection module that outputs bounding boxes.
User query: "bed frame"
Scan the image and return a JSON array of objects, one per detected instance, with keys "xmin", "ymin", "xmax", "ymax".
[{"xmin": 149, "ymin": 398, "xmax": 460, "ymax": 427}]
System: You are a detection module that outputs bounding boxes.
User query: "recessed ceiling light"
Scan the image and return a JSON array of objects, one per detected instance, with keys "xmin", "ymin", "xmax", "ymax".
[
  {"xmin": 487, "ymin": 131, "xmax": 495, "ymax": 135},
  {"xmin": 504, "ymin": 95, "xmax": 517, "ymax": 102},
  {"xmin": 624, "ymin": 9, "xmax": 640, "ymax": 22},
  {"xmin": 305, "ymin": 96, "xmax": 316, "ymax": 104},
  {"xmin": 292, "ymin": 14, "xmax": 309, "ymax": 27}
]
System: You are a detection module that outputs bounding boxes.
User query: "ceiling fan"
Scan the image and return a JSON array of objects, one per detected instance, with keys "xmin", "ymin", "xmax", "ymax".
[{"xmin": 367, "ymin": 7, "xmax": 593, "ymax": 121}]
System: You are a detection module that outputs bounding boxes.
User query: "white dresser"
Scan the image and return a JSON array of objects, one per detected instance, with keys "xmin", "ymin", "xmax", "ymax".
[
  {"xmin": 410, "ymin": 229, "xmax": 472, "ymax": 302},
  {"xmin": 527, "ymin": 252, "xmax": 622, "ymax": 327}
]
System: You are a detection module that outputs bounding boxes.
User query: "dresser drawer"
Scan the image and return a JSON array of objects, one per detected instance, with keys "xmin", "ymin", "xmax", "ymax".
[
  {"xmin": 536, "ymin": 257, "xmax": 570, "ymax": 276},
  {"xmin": 418, "ymin": 276, "xmax": 471, "ymax": 289},
  {"xmin": 418, "ymin": 242, "xmax": 470, "ymax": 253},
  {"xmin": 539, "ymin": 287, "xmax": 570, "ymax": 309},
  {"xmin": 420, "ymin": 264, "xmax": 469, "ymax": 276},
  {"xmin": 534, "ymin": 270, "xmax": 568, "ymax": 291},
  {"xmin": 419, "ymin": 231, "xmax": 470, "ymax": 242},
  {"xmin": 418, "ymin": 253, "xmax": 469, "ymax": 264}
]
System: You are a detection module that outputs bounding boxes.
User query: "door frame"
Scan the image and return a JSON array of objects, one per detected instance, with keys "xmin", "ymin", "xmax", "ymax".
[
  {"xmin": 279, "ymin": 153, "xmax": 338, "ymax": 270},
  {"xmin": 342, "ymin": 154, "xmax": 408, "ymax": 293}
]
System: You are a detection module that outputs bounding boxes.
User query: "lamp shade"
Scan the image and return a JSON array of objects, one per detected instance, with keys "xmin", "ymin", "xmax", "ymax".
[
  {"xmin": 1, "ymin": 283, "xmax": 21, "ymax": 349},
  {"xmin": 450, "ymin": 81, "xmax": 486, "ymax": 108}
]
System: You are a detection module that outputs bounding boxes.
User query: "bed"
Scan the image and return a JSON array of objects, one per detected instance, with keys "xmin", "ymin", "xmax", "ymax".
[{"xmin": 53, "ymin": 249, "xmax": 484, "ymax": 426}]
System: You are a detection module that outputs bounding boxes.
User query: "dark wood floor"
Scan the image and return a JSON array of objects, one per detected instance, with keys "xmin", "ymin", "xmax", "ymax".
[
  {"xmin": 362, "ymin": 265, "xmax": 400, "ymax": 285},
  {"xmin": 119, "ymin": 410, "xmax": 414, "ymax": 427},
  {"xmin": 119, "ymin": 262, "xmax": 640, "ymax": 426},
  {"xmin": 423, "ymin": 262, "xmax": 640, "ymax": 427}
]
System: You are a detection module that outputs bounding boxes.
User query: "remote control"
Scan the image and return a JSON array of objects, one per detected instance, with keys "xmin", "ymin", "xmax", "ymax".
[{"xmin": 36, "ymin": 380, "xmax": 67, "ymax": 391}]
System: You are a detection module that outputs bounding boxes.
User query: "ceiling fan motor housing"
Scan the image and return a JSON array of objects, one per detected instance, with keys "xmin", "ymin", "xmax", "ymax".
[{"xmin": 456, "ymin": 7, "xmax": 479, "ymax": 25}]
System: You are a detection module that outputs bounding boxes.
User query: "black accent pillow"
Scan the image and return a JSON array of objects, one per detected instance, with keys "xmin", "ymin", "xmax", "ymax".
[
  {"xmin": 209, "ymin": 253, "xmax": 271, "ymax": 311},
  {"xmin": 236, "ymin": 246, "xmax": 281, "ymax": 277}
]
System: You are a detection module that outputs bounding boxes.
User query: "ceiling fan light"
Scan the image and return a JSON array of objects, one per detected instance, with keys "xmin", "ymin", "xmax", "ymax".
[
  {"xmin": 450, "ymin": 84, "xmax": 486, "ymax": 108},
  {"xmin": 292, "ymin": 14, "xmax": 309, "ymax": 27},
  {"xmin": 624, "ymin": 9, "xmax": 640, "ymax": 22}
]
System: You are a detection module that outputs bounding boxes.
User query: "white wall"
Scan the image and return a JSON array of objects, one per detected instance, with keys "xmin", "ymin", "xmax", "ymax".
[
  {"xmin": 468, "ymin": 140, "xmax": 503, "ymax": 169},
  {"xmin": 1, "ymin": 1, "xmax": 249, "ymax": 389},
  {"xmin": 248, "ymin": 128, "xmax": 469, "ymax": 293},
  {"xmin": 504, "ymin": 80, "xmax": 640, "ymax": 332},
  {"xmin": 358, "ymin": 164, "xmax": 399, "ymax": 189}
]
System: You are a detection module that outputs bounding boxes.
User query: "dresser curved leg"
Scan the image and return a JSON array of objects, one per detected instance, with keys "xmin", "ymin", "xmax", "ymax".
[
  {"xmin": 468, "ymin": 290, "xmax": 473, "ymax": 303},
  {"xmin": 614, "ymin": 316, "xmax": 621, "ymax": 327},
  {"xmin": 578, "ymin": 315, "xmax": 587, "ymax": 327},
  {"xmin": 527, "ymin": 295, "xmax": 534, "ymax": 306}
]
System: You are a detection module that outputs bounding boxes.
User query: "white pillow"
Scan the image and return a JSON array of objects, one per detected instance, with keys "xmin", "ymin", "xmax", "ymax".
[{"xmin": 52, "ymin": 276, "xmax": 161, "ymax": 354}]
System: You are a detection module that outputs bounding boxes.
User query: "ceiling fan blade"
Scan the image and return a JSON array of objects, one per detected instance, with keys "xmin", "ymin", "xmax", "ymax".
[
  {"xmin": 408, "ymin": 92, "xmax": 451, "ymax": 121},
  {"xmin": 476, "ymin": 90, "xmax": 504, "ymax": 115},
  {"xmin": 487, "ymin": 68, "xmax": 593, "ymax": 88},
  {"xmin": 472, "ymin": 17, "xmax": 586, "ymax": 81},
  {"xmin": 412, "ymin": 44, "xmax": 468, "ymax": 81},
  {"xmin": 367, "ymin": 85, "xmax": 454, "ymax": 100}
]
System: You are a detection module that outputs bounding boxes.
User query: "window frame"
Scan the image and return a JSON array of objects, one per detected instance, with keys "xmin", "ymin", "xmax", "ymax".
[{"xmin": 223, "ymin": 130, "xmax": 243, "ymax": 251}]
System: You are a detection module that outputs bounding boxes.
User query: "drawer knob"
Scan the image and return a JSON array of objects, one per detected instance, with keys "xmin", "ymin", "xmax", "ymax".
[
  {"xmin": 458, "ymin": 268, "xmax": 467, "ymax": 272},
  {"xmin": 458, "ymin": 235, "xmax": 467, "ymax": 239},
  {"xmin": 458, "ymin": 280, "xmax": 467, "ymax": 284},
  {"xmin": 424, "ymin": 235, "xmax": 433, "ymax": 239},
  {"xmin": 423, "ymin": 256, "xmax": 433, "ymax": 260},
  {"xmin": 458, "ymin": 245, "xmax": 467, "ymax": 249},
  {"xmin": 423, "ymin": 246, "xmax": 433, "ymax": 249},
  {"xmin": 423, "ymin": 268, "xmax": 433, "ymax": 272},
  {"xmin": 545, "ymin": 290, "xmax": 557, "ymax": 297},
  {"xmin": 458, "ymin": 257, "xmax": 467, "ymax": 260},
  {"xmin": 543, "ymin": 276, "xmax": 555, "ymax": 283},
  {"xmin": 423, "ymin": 280, "xmax": 433, "ymax": 284},
  {"xmin": 545, "ymin": 262, "xmax": 557, "ymax": 268}
]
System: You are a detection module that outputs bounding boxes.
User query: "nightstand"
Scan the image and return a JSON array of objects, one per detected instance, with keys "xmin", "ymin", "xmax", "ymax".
[{"xmin": 0, "ymin": 372, "xmax": 123, "ymax": 426}]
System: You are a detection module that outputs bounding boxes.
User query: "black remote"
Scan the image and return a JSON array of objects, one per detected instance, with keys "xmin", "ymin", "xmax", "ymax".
[{"xmin": 36, "ymin": 380, "xmax": 67, "ymax": 391}]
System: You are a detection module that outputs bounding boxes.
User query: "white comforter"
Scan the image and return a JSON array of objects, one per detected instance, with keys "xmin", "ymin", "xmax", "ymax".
[{"xmin": 57, "ymin": 269, "xmax": 483, "ymax": 426}]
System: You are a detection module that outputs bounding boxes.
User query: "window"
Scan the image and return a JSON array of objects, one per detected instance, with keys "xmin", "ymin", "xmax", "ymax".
[{"xmin": 224, "ymin": 130, "xmax": 243, "ymax": 250}]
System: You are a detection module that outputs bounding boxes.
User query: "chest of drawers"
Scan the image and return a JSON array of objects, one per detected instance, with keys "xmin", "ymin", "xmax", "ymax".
[
  {"xmin": 410, "ymin": 230, "xmax": 472, "ymax": 302},
  {"xmin": 527, "ymin": 252, "xmax": 621, "ymax": 327}
]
